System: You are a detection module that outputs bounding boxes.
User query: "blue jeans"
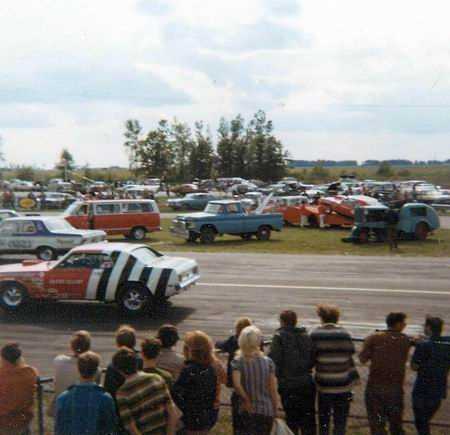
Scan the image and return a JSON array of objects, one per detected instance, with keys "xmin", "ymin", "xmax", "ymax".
[{"xmin": 413, "ymin": 395, "xmax": 442, "ymax": 435}]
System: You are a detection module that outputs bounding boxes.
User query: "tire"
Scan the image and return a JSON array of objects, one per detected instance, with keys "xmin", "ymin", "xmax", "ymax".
[
  {"xmin": 0, "ymin": 282, "xmax": 28, "ymax": 312},
  {"xmin": 130, "ymin": 226, "xmax": 147, "ymax": 241},
  {"xmin": 256, "ymin": 226, "xmax": 271, "ymax": 241},
  {"xmin": 200, "ymin": 227, "xmax": 216, "ymax": 244},
  {"xmin": 118, "ymin": 284, "xmax": 152, "ymax": 316},
  {"xmin": 415, "ymin": 222, "xmax": 429, "ymax": 241},
  {"xmin": 37, "ymin": 246, "xmax": 57, "ymax": 261},
  {"xmin": 240, "ymin": 233, "xmax": 253, "ymax": 241}
]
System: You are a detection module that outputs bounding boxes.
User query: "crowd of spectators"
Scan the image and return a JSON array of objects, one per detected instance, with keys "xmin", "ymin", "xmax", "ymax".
[{"xmin": 0, "ymin": 305, "xmax": 449, "ymax": 435}]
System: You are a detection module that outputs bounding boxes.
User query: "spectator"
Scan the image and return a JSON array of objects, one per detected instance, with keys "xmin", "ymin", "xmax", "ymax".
[
  {"xmin": 172, "ymin": 331, "xmax": 220, "ymax": 434},
  {"xmin": 216, "ymin": 317, "xmax": 252, "ymax": 435},
  {"xmin": 411, "ymin": 316, "xmax": 450, "ymax": 435},
  {"xmin": 55, "ymin": 351, "xmax": 118, "ymax": 435},
  {"xmin": 51, "ymin": 330, "xmax": 100, "ymax": 416},
  {"xmin": 359, "ymin": 312, "xmax": 411, "ymax": 435},
  {"xmin": 156, "ymin": 324, "xmax": 184, "ymax": 380},
  {"xmin": 141, "ymin": 337, "xmax": 173, "ymax": 389},
  {"xmin": 311, "ymin": 304, "xmax": 359, "ymax": 435},
  {"xmin": 269, "ymin": 310, "xmax": 316, "ymax": 435},
  {"xmin": 114, "ymin": 347, "xmax": 178, "ymax": 435},
  {"xmin": 104, "ymin": 325, "xmax": 143, "ymax": 400},
  {"xmin": 0, "ymin": 343, "xmax": 38, "ymax": 435},
  {"xmin": 231, "ymin": 326, "xmax": 280, "ymax": 435}
]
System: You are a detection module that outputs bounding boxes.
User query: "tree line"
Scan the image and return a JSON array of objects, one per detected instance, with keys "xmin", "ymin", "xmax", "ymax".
[{"xmin": 123, "ymin": 110, "xmax": 287, "ymax": 182}]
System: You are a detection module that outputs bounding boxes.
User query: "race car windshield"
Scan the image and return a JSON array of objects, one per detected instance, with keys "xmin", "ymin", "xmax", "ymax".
[
  {"xmin": 45, "ymin": 219, "xmax": 74, "ymax": 231},
  {"xmin": 132, "ymin": 247, "xmax": 163, "ymax": 262}
]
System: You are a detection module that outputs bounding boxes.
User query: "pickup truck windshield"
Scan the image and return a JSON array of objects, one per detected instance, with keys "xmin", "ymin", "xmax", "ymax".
[{"xmin": 205, "ymin": 203, "xmax": 224, "ymax": 214}]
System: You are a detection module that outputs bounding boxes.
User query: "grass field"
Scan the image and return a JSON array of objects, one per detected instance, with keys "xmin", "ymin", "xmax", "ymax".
[{"xmin": 139, "ymin": 218, "xmax": 450, "ymax": 257}]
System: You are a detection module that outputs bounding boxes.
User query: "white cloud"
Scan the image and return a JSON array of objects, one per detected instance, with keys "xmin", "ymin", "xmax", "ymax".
[{"xmin": 1, "ymin": 0, "xmax": 450, "ymax": 166}]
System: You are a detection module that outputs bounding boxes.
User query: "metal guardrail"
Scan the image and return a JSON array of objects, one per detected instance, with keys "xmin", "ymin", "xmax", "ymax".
[{"xmin": 34, "ymin": 335, "xmax": 450, "ymax": 435}]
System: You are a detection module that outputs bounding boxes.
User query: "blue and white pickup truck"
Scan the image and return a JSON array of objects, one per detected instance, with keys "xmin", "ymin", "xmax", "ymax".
[{"xmin": 170, "ymin": 200, "xmax": 283, "ymax": 243}]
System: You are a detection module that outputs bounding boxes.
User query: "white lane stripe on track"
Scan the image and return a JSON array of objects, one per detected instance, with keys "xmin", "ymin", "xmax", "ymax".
[{"xmin": 198, "ymin": 282, "xmax": 449, "ymax": 296}]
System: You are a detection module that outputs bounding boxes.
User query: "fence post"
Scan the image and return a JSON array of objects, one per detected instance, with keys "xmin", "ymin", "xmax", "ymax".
[{"xmin": 37, "ymin": 377, "xmax": 45, "ymax": 435}]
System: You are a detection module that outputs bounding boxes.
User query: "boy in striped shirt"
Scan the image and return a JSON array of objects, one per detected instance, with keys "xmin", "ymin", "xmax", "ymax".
[
  {"xmin": 113, "ymin": 347, "xmax": 178, "ymax": 435},
  {"xmin": 310, "ymin": 304, "xmax": 359, "ymax": 435}
]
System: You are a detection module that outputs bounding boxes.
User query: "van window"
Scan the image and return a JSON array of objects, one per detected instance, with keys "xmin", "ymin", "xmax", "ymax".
[
  {"xmin": 122, "ymin": 202, "xmax": 153, "ymax": 213},
  {"xmin": 410, "ymin": 207, "xmax": 427, "ymax": 217},
  {"xmin": 95, "ymin": 203, "xmax": 121, "ymax": 215}
]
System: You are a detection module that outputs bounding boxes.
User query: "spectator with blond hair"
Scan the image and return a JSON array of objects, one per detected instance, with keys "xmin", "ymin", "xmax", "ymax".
[
  {"xmin": 172, "ymin": 331, "xmax": 221, "ymax": 434},
  {"xmin": 231, "ymin": 325, "xmax": 280, "ymax": 435},
  {"xmin": 0, "ymin": 343, "xmax": 38, "ymax": 435},
  {"xmin": 311, "ymin": 304, "xmax": 359, "ymax": 435},
  {"xmin": 216, "ymin": 317, "xmax": 253, "ymax": 434},
  {"xmin": 104, "ymin": 325, "xmax": 143, "ymax": 400}
]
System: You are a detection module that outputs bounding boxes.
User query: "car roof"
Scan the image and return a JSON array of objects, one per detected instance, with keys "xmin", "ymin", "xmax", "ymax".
[
  {"xmin": 70, "ymin": 242, "xmax": 147, "ymax": 254},
  {"xmin": 4, "ymin": 216, "xmax": 60, "ymax": 222},
  {"xmin": 361, "ymin": 205, "xmax": 389, "ymax": 210},
  {"xmin": 209, "ymin": 200, "xmax": 239, "ymax": 205}
]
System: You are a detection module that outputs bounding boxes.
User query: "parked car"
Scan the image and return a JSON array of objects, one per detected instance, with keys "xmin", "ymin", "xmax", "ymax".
[
  {"xmin": 42, "ymin": 192, "xmax": 76, "ymax": 209},
  {"xmin": 0, "ymin": 210, "xmax": 20, "ymax": 222},
  {"xmin": 9, "ymin": 179, "xmax": 34, "ymax": 191},
  {"xmin": 170, "ymin": 200, "xmax": 283, "ymax": 243},
  {"xmin": 343, "ymin": 203, "xmax": 440, "ymax": 243},
  {"xmin": 0, "ymin": 217, "xmax": 106, "ymax": 260},
  {"xmin": 48, "ymin": 179, "xmax": 74, "ymax": 193},
  {"xmin": 0, "ymin": 242, "xmax": 200, "ymax": 315},
  {"xmin": 167, "ymin": 193, "xmax": 220, "ymax": 211},
  {"xmin": 63, "ymin": 199, "xmax": 160, "ymax": 240}
]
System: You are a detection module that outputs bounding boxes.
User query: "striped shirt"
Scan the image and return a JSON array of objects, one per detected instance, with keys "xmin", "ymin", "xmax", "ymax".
[
  {"xmin": 116, "ymin": 372, "xmax": 170, "ymax": 435},
  {"xmin": 310, "ymin": 324, "xmax": 358, "ymax": 394},
  {"xmin": 231, "ymin": 355, "xmax": 275, "ymax": 417}
]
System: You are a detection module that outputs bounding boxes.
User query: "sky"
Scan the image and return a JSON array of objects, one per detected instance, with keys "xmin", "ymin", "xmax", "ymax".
[{"xmin": 1, "ymin": 0, "xmax": 450, "ymax": 168}]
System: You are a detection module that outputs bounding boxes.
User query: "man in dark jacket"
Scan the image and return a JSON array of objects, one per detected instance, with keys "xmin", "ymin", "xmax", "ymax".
[{"xmin": 269, "ymin": 310, "xmax": 316, "ymax": 435}]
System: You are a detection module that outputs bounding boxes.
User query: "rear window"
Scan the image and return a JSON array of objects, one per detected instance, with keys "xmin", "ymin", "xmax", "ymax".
[
  {"xmin": 132, "ymin": 247, "xmax": 163, "ymax": 262},
  {"xmin": 95, "ymin": 203, "xmax": 121, "ymax": 215},
  {"xmin": 122, "ymin": 202, "xmax": 153, "ymax": 213}
]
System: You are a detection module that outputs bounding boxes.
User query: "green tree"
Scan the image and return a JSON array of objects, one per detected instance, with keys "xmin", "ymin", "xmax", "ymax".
[
  {"xmin": 376, "ymin": 161, "xmax": 394, "ymax": 178},
  {"xmin": 189, "ymin": 122, "xmax": 214, "ymax": 179},
  {"xmin": 56, "ymin": 149, "xmax": 75, "ymax": 180},
  {"xmin": 216, "ymin": 117, "xmax": 234, "ymax": 177},
  {"xmin": 171, "ymin": 119, "xmax": 194, "ymax": 182},
  {"xmin": 15, "ymin": 166, "xmax": 35, "ymax": 181},
  {"xmin": 124, "ymin": 119, "xmax": 143, "ymax": 172},
  {"xmin": 230, "ymin": 115, "xmax": 249, "ymax": 178}
]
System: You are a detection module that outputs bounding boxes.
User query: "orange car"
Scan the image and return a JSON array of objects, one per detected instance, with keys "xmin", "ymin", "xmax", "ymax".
[{"xmin": 63, "ymin": 199, "xmax": 161, "ymax": 240}]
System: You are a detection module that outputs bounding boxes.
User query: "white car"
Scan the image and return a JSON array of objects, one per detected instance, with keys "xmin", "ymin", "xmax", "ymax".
[
  {"xmin": 0, "ymin": 217, "xmax": 106, "ymax": 260},
  {"xmin": 0, "ymin": 242, "xmax": 200, "ymax": 315}
]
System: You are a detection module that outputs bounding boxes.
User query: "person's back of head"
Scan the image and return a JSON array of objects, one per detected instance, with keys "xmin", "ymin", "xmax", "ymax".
[
  {"xmin": 386, "ymin": 312, "xmax": 407, "ymax": 333},
  {"xmin": 238, "ymin": 325, "xmax": 263, "ymax": 359},
  {"xmin": 78, "ymin": 351, "xmax": 100, "ymax": 381},
  {"xmin": 184, "ymin": 331, "xmax": 214, "ymax": 366},
  {"xmin": 235, "ymin": 317, "xmax": 252, "ymax": 338},
  {"xmin": 425, "ymin": 315, "xmax": 443, "ymax": 337},
  {"xmin": 116, "ymin": 325, "xmax": 137, "ymax": 350},
  {"xmin": 157, "ymin": 324, "xmax": 179, "ymax": 349},
  {"xmin": 1, "ymin": 342, "xmax": 22, "ymax": 366},
  {"xmin": 280, "ymin": 310, "xmax": 298, "ymax": 328},
  {"xmin": 70, "ymin": 331, "xmax": 91, "ymax": 356},
  {"xmin": 316, "ymin": 304, "xmax": 340, "ymax": 325},
  {"xmin": 141, "ymin": 338, "xmax": 161, "ymax": 361},
  {"xmin": 112, "ymin": 347, "xmax": 138, "ymax": 377}
]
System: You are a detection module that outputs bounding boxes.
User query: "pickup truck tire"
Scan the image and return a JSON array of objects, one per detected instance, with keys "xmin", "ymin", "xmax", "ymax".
[
  {"xmin": 415, "ymin": 222, "xmax": 429, "ymax": 241},
  {"xmin": 118, "ymin": 284, "xmax": 152, "ymax": 316},
  {"xmin": 256, "ymin": 226, "xmax": 271, "ymax": 241},
  {"xmin": 200, "ymin": 227, "xmax": 216, "ymax": 244},
  {"xmin": 0, "ymin": 281, "xmax": 29, "ymax": 312},
  {"xmin": 37, "ymin": 246, "xmax": 57, "ymax": 261}
]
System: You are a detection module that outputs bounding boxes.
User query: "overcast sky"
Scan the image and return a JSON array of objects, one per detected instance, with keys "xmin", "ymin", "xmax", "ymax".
[{"xmin": 1, "ymin": 0, "xmax": 450, "ymax": 167}]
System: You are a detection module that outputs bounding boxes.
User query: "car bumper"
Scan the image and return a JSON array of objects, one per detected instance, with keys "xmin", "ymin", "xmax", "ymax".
[{"xmin": 176, "ymin": 274, "xmax": 200, "ymax": 292}]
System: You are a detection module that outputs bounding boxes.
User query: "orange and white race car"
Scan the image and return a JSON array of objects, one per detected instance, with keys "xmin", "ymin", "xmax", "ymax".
[{"xmin": 0, "ymin": 242, "xmax": 199, "ymax": 315}]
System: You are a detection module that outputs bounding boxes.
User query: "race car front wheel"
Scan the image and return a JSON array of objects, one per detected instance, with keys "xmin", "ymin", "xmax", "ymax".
[
  {"xmin": 118, "ymin": 285, "xmax": 152, "ymax": 316},
  {"xmin": 0, "ymin": 282, "xmax": 28, "ymax": 313}
]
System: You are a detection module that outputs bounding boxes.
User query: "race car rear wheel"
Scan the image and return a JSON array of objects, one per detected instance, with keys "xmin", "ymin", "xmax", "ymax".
[
  {"xmin": 118, "ymin": 285, "xmax": 152, "ymax": 316},
  {"xmin": 256, "ymin": 226, "xmax": 271, "ymax": 241},
  {"xmin": 37, "ymin": 246, "xmax": 57, "ymax": 261},
  {"xmin": 130, "ymin": 226, "xmax": 147, "ymax": 241},
  {"xmin": 0, "ymin": 282, "xmax": 28, "ymax": 312}
]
